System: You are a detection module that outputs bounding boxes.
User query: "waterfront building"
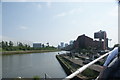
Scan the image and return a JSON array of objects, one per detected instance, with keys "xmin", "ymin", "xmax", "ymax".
[
  {"xmin": 33, "ymin": 43, "xmax": 42, "ymax": 48},
  {"xmin": 94, "ymin": 30, "xmax": 108, "ymax": 50},
  {"xmin": 74, "ymin": 34, "xmax": 94, "ymax": 49},
  {"xmin": 74, "ymin": 33, "xmax": 108, "ymax": 50},
  {"xmin": 93, "ymin": 40, "xmax": 104, "ymax": 50}
]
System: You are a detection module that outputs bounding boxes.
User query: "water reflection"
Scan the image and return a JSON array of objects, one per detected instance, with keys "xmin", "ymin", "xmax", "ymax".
[{"xmin": 2, "ymin": 51, "xmax": 67, "ymax": 78}]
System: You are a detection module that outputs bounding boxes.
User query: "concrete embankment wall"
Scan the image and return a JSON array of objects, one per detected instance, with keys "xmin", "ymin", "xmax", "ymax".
[
  {"xmin": 2, "ymin": 50, "xmax": 59, "ymax": 55},
  {"xmin": 56, "ymin": 55, "xmax": 82, "ymax": 80}
]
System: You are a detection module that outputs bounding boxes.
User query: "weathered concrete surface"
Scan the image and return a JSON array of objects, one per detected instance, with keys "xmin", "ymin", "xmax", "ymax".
[
  {"xmin": 56, "ymin": 55, "xmax": 83, "ymax": 80},
  {"xmin": 63, "ymin": 56, "xmax": 103, "ymax": 72},
  {"xmin": 56, "ymin": 54, "xmax": 102, "ymax": 80}
]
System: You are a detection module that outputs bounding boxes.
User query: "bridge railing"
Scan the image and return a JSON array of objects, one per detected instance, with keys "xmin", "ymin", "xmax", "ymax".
[{"xmin": 63, "ymin": 50, "xmax": 113, "ymax": 80}]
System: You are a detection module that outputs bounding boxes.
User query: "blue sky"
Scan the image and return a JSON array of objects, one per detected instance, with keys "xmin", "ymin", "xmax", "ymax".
[
  {"xmin": 1, "ymin": 1, "xmax": 118, "ymax": 47},
  {"xmin": 0, "ymin": 2, "xmax": 2, "ymax": 41}
]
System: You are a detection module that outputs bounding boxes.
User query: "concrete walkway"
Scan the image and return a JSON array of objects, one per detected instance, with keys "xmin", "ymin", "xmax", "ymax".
[{"xmin": 63, "ymin": 56, "xmax": 103, "ymax": 72}]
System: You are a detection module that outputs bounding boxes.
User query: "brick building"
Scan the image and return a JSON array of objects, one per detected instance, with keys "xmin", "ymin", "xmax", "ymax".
[
  {"xmin": 74, "ymin": 34, "xmax": 94, "ymax": 49},
  {"xmin": 74, "ymin": 34, "xmax": 105, "ymax": 50}
]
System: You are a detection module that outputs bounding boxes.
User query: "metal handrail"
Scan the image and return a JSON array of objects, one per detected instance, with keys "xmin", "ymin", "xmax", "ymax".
[{"xmin": 63, "ymin": 50, "xmax": 113, "ymax": 80}]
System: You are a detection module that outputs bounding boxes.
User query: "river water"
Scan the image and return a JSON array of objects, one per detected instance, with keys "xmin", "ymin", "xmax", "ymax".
[{"xmin": 2, "ymin": 51, "xmax": 67, "ymax": 78}]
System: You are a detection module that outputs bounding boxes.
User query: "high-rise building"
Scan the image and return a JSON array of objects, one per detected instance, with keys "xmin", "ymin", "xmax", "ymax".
[
  {"xmin": 60, "ymin": 42, "xmax": 64, "ymax": 48},
  {"xmin": 69, "ymin": 40, "xmax": 74, "ymax": 45},
  {"xmin": 94, "ymin": 30, "xmax": 108, "ymax": 50},
  {"xmin": 65, "ymin": 43, "xmax": 68, "ymax": 47},
  {"xmin": 57, "ymin": 45, "xmax": 61, "ymax": 49}
]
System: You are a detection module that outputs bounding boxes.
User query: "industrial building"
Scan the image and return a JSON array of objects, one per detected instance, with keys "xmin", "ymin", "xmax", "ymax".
[
  {"xmin": 74, "ymin": 30, "xmax": 108, "ymax": 50},
  {"xmin": 33, "ymin": 43, "xmax": 42, "ymax": 48},
  {"xmin": 94, "ymin": 30, "xmax": 108, "ymax": 50},
  {"xmin": 74, "ymin": 34, "xmax": 93, "ymax": 49}
]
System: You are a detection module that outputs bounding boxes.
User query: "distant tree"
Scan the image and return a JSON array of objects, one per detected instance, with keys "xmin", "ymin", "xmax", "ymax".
[
  {"xmin": 5, "ymin": 41, "xmax": 8, "ymax": 47},
  {"xmin": 24, "ymin": 44, "xmax": 27, "ymax": 48},
  {"xmin": 24, "ymin": 44, "xmax": 31, "ymax": 50},
  {"xmin": 46, "ymin": 42, "xmax": 49, "ymax": 47},
  {"xmin": 1, "ymin": 41, "xmax": 57, "ymax": 51},
  {"xmin": 9, "ymin": 41, "xmax": 13, "ymax": 47},
  {"xmin": 18, "ymin": 42, "xmax": 24, "ymax": 50},
  {"xmin": 18, "ymin": 42, "xmax": 23, "ymax": 47},
  {"xmin": 42, "ymin": 44, "xmax": 45, "ymax": 48},
  {"xmin": 2, "ymin": 41, "xmax": 5, "ymax": 49},
  {"xmin": 27, "ymin": 45, "xmax": 31, "ymax": 50},
  {"xmin": 2, "ymin": 41, "xmax": 9, "ymax": 50},
  {"xmin": 0, "ymin": 42, "xmax": 2, "ymax": 48}
]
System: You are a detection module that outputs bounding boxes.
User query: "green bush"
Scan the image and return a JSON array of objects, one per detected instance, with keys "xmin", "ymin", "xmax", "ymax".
[{"xmin": 33, "ymin": 75, "xmax": 40, "ymax": 80}]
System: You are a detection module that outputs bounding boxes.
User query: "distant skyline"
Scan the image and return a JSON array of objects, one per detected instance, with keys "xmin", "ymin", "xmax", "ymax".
[{"xmin": 1, "ymin": 1, "xmax": 118, "ymax": 47}]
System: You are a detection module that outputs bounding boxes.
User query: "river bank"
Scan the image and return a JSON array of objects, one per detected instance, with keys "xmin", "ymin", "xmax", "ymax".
[
  {"xmin": 2, "ymin": 49, "xmax": 60, "ymax": 55},
  {"xmin": 56, "ymin": 55, "xmax": 83, "ymax": 80},
  {"xmin": 56, "ymin": 54, "xmax": 100, "ymax": 80}
]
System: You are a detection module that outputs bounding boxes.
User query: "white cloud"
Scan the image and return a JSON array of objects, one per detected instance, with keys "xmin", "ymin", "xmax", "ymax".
[
  {"xmin": 19, "ymin": 26, "xmax": 28, "ymax": 30},
  {"xmin": 31, "ymin": 3, "xmax": 42, "ymax": 9},
  {"xmin": 56, "ymin": 8, "xmax": 82, "ymax": 17},
  {"xmin": 69, "ymin": 8, "xmax": 82, "ymax": 14},
  {"xmin": 37, "ymin": 4, "xmax": 42, "ymax": 8},
  {"xmin": 32, "ymin": 2, "xmax": 51, "ymax": 9},
  {"xmin": 56, "ymin": 12, "xmax": 67, "ymax": 17},
  {"xmin": 108, "ymin": 6, "xmax": 118, "ymax": 17},
  {"xmin": 71, "ymin": 20, "xmax": 78, "ymax": 24},
  {"xmin": 46, "ymin": 2, "xmax": 52, "ymax": 8}
]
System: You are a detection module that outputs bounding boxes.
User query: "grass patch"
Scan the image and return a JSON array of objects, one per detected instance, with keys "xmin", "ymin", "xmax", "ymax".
[
  {"xmin": 82, "ymin": 68, "xmax": 99, "ymax": 79},
  {"xmin": 33, "ymin": 75, "xmax": 41, "ymax": 80},
  {"xmin": 0, "ymin": 48, "xmax": 2, "ymax": 52},
  {"xmin": 2, "ymin": 49, "xmax": 60, "ymax": 55}
]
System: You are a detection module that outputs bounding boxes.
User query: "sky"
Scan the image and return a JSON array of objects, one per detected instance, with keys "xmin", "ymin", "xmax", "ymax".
[
  {"xmin": 0, "ymin": 2, "xmax": 2, "ymax": 42},
  {"xmin": 1, "ymin": 0, "xmax": 118, "ymax": 47}
]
